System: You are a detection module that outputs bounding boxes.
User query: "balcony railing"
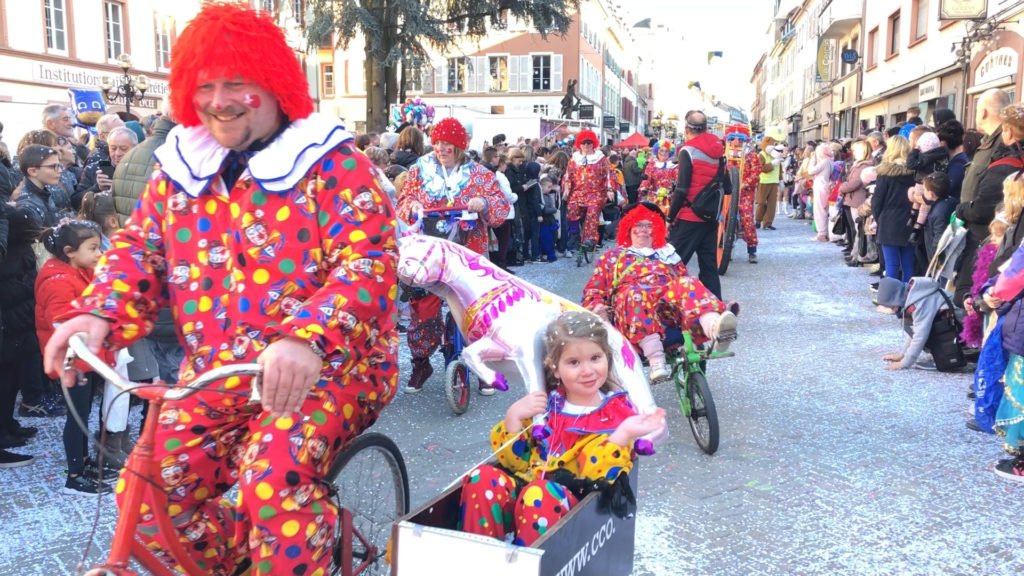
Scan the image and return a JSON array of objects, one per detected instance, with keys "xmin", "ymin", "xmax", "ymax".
[{"xmin": 818, "ymin": 0, "xmax": 861, "ymax": 39}]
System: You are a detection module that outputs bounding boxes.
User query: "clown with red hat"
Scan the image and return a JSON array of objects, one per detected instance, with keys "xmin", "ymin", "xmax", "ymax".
[
  {"xmin": 395, "ymin": 116, "xmax": 510, "ymax": 394},
  {"xmin": 638, "ymin": 139, "xmax": 678, "ymax": 217},
  {"xmin": 582, "ymin": 202, "xmax": 738, "ymax": 381},
  {"xmin": 564, "ymin": 129, "xmax": 615, "ymax": 248},
  {"xmin": 46, "ymin": 4, "xmax": 399, "ymax": 575}
]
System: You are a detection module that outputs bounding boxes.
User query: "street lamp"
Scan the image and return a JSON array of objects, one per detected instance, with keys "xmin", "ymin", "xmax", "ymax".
[
  {"xmin": 952, "ymin": 18, "xmax": 1004, "ymax": 121},
  {"xmin": 100, "ymin": 53, "xmax": 149, "ymax": 118}
]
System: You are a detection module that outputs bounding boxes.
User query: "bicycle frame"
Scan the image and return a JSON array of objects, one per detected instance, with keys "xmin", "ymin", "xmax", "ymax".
[
  {"xmin": 67, "ymin": 334, "xmax": 263, "ymax": 576},
  {"xmin": 666, "ymin": 331, "xmax": 733, "ymax": 414}
]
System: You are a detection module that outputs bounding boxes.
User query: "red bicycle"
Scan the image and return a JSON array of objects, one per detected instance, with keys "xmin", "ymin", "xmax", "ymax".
[{"xmin": 64, "ymin": 334, "xmax": 408, "ymax": 576}]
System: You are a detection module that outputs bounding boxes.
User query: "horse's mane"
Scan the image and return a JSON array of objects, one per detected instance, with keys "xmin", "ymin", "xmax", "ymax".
[{"xmin": 440, "ymin": 239, "xmax": 543, "ymax": 299}]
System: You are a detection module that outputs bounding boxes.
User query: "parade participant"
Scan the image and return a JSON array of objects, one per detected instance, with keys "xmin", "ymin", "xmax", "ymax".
[
  {"xmin": 42, "ymin": 5, "xmax": 398, "ymax": 575},
  {"xmin": 724, "ymin": 124, "xmax": 759, "ymax": 264},
  {"xmin": 638, "ymin": 139, "xmax": 678, "ymax": 217},
  {"xmin": 582, "ymin": 203, "xmax": 738, "ymax": 382},
  {"xmin": 458, "ymin": 311, "xmax": 666, "ymax": 545},
  {"xmin": 756, "ymin": 135, "xmax": 783, "ymax": 230},
  {"xmin": 563, "ymin": 129, "xmax": 614, "ymax": 250},
  {"xmin": 668, "ymin": 110, "xmax": 730, "ymax": 299},
  {"xmin": 396, "ymin": 116, "xmax": 510, "ymax": 394}
]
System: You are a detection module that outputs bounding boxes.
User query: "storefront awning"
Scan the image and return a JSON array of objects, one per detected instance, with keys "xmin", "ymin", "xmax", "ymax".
[
  {"xmin": 854, "ymin": 64, "xmax": 961, "ymax": 109},
  {"xmin": 967, "ymin": 74, "xmax": 1015, "ymax": 95}
]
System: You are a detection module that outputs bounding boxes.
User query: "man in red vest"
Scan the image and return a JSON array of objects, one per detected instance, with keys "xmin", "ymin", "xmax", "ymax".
[{"xmin": 667, "ymin": 110, "xmax": 730, "ymax": 299}]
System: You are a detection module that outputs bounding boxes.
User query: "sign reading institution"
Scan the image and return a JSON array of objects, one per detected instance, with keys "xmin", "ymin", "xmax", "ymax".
[{"xmin": 32, "ymin": 63, "xmax": 169, "ymax": 96}]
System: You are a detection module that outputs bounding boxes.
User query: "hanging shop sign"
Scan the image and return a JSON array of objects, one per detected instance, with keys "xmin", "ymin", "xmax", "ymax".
[
  {"xmin": 918, "ymin": 78, "xmax": 941, "ymax": 101},
  {"xmin": 816, "ymin": 38, "xmax": 834, "ymax": 82},
  {"xmin": 841, "ymin": 50, "xmax": 859, "ymax": 64},
  {"xmin": 602, "ymin": 115, "xmax": 616, "ymax": 129},
  {"xmin": 578, "ymin": 104, "xmax": 594, "ymax": 119},
  {"xmin": 940, "ymin": 0, "xmax": 988, "ymax": 20}
]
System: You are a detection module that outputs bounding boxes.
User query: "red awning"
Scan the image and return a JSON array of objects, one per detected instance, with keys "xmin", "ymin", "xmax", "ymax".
[{"xmin": 614, "ymin": 132, "xmax": 649, "ymax": 148}]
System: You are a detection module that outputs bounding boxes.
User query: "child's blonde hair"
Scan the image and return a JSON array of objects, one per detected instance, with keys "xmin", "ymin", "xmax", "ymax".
[
  {"xmin": 1003, "ymin": 175, "xmax": 1024, "ymax": 225},
  {"xmin": 543, "ymin": 311, "xmax": 621, "ymax": 393}
]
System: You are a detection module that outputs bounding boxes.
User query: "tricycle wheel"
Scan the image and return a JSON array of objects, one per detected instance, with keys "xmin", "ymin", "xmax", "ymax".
[
  {"xmin": 445, "ymin": 360, "xmax": 472, "ymax": 415},
  {"xmin": 327, "ymin": 433, "xmax": 410, "ymax": 575},
  {"xmin": 685, "ymin": 373, "xmax": 719, "ymax": 455}
]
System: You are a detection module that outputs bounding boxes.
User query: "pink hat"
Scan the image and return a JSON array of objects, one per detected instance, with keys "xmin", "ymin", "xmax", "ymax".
[{"xmin": 917, "ymin": 132, "xmax": 941, "ymax": 153}]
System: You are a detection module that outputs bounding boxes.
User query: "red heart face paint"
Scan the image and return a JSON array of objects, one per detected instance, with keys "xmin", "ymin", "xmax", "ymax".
[{"xmin": 243, "ymin": 93, "xmax": 262, "ymax": 109}]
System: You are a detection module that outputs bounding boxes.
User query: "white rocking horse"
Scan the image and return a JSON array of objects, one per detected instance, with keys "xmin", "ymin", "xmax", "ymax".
[{"xmin": 397, "ymin": 233, "xmax": 665, "ymax": 452}]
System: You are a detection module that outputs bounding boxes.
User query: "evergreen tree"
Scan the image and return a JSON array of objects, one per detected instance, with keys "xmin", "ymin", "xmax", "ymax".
[{"xmin": 306, "ymin": 0, "xmax": 579, "ymax": 132}]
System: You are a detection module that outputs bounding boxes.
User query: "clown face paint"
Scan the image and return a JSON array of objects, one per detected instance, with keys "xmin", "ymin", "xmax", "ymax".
[{"xmin": 193, "ymin": 75, "xmax": 281, "ymax": 151}]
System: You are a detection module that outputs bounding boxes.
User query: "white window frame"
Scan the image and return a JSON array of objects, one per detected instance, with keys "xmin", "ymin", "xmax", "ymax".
[
  {"xmin": 533, "ymin": 104, "xmax": 550, "ymax": 116},
  {"xmin": 44, "ymin": 0, "xmax": 68, "ymax": 55},
  {"xmin": 155, "ymin": 14, "xmax": 174, "ymax": 71},
  {"xmin": 488, "ymin": 54, "xmax": 509, "ymax": 93},
  {"xmin": 532, "ymin": 53, "xmax": 551, "ymax": 91},
  {"xmin": 322, "ymin": 63, "xmax": 335, "ymax": 97},
  {"xmin": 447, "ymin": 56, "xmax": 469, "ymax": 93},
  {"xmin": 105, "ymin": 1, "xmax": 125, "ymax": 62}
]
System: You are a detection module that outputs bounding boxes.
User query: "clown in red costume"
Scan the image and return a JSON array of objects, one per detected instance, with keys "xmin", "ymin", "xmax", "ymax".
[
  {"xmin": 637, "ymin": 139, "xmax": 678, "ymax": 217},
  {"xmin": 42, "ymin": 5, "xmax": 398, "ymax": 575},
  {"xmin": 582, "ymin": 203, "xmax": 738, "ymax": 382},
  {"xmin": 724, "ymin": 123, "xmax": 760, "ymax": 264},
  {"xmin": 562, "ymin": 129, "xmax": 615, "ymax": 248}
]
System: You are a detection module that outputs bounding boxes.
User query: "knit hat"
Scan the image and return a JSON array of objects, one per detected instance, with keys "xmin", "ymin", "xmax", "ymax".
[
  {"xmin": 168, "ymin": 3, "xmax": 313, "ymax": 127},
  {"xmin": 430, "ymin": 117, "xmax": 468, "ymax": 150},
  {"xmin": 616, "ymin": 202, "xmax": 667, "ymax": 248},
  {"xmin": 917, "ymin": 132, "xmax": 941, "ymax": 153},
  {"xmin": 124, "ymin": 120, "xmax": 146, "ymax": 143},
  {"xmin": 576, "ymin": 129, "xmax": 599, "ymax": 148}
]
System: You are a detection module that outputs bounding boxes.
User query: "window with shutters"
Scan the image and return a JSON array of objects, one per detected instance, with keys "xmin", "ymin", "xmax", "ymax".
[
  {"xmin": 155, "ymin": 14, "xmax": 175, "ymax": 71},
  {"xmin": 322, "ymin": 64, "xmax": 335, "ymax": 97},
  {"xmin": 448, "ymin": 57, "xmax": 468, "ymax": 93},
  {"xmin": 532, "ymin": 54, "xmax": 551, "ymax": 91},
  {"xmin": 489, "ymin": 56, "xmax": 509, "ymax": 92},
  {"xmin": 44, "ymin": 0, "xmax": 68, "ymax": 54},
  {"xmin": 403, "ymin": 60, "xmax": 423, "ymax": 92},
  {"xmin": 104, "ymin": 1, "xmax": 126, "ymax": 62}
]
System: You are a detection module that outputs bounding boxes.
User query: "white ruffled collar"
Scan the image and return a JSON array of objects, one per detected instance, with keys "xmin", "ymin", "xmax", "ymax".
[
  {"xmin": 652, "ymin": 160, "xmax": 677, "ymax": 170},
  {"xmin": 153, "ymin": 113, "xmax": 353, "ymax": 197},
  {"xmin": 572, "ymin": 150, "xmax": 605, "ymax": 165},
  {"xmin": 624, "ymin": 245, "xmax": 680, "ymax": 264}
]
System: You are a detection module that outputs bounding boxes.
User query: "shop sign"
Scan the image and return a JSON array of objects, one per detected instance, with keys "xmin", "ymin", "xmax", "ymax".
[
  {"xmin": 918, "ymin": 78, "xmax": 941, "ymax": 101},
  {"xmin": 840, "ymin": 50, "xmax": 859, "ymax": 64},
  {"xmin": 939, "ymin": 0, "xmax": 988, "ymax": 20},
  {"xmin": 816, "ymin": 38, "xmax": 834, "ymax": 82},
  {"xmin": 578, "ymin": 104, "xmax": 594, "ymax": 119},
  {"xmin": 602, "ymin": 115, "xmax": 616, "ymax": 129},
  {"xmin": 619, "ymin": 122, "xmax": 629, "ymax": 133},
  {"xmin": 975, "ymin": 47, "xmax": 1018, "ymax": 86},
  {"xmin": 31, "ymin": 62, "xmax": 169, "ymax": 95}
]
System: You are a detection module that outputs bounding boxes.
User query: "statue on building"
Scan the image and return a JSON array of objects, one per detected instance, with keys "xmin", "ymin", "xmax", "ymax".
[{"xmin": 560, "ymin": 79, "xmax": 581, "ymax": 119}]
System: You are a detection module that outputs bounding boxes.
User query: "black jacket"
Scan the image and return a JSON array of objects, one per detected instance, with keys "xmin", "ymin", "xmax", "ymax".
[
  {"xmin": 870, "ymin": 162, "xmax": 915, "ymax": 247},
  {"xmin": 622, "ymin": 156, "xmax": 643, "ymax": 188},
  {"xmin": 74, "ymin": 141, "xmax": 111, "ymax": 209},
  {"xmin": 925, "ymin": 195, "xmax": 957, "ymax": 260},
  {"xmin": 506, "ymin": 163, "xmax": 541, "ymax": 218},
  {"xmin": 15, "ymin": 178, "xmax": 60, "ymax": 230},
  {"xmin": 393, "ymin": 149, "xmax": 420, "ymax": 169},
  {"xmin": 956, "ymin": 145, "xmax": 1024, "ymax": 243},
  {"xmin": 0, "ymin": 203, "xmax": 40, "ymax": 360}
]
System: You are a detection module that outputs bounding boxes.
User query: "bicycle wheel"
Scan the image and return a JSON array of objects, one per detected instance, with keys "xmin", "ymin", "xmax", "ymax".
[
  {"xmin": 718, "ymin": 197, "xmax": 739, "ymax": 275},
  {"xmin": 445, "ymin": 360, "xmax": 472, "ymax": 415},
  {"xmin": 327, "ymin": 433, "xmax": 410, "ymax": 576},
  {"xmin": 685, "ymin": 373, "xmax": 719, "ymax": 455}
]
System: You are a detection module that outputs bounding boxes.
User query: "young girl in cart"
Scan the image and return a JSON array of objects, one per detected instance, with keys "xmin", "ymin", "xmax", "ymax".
[{"xmin": 457, "ymin": 311, "xmax": 665, "ymax": 546}]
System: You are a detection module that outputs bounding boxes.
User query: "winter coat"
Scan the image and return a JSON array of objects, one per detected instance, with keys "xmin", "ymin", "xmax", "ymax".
[
  {"xmin": 392, "ymin": 149, "xmax": 420, "ymax": 169},
  {"xmin": 112, "ymin": 116, "xmax": 176, "ymax": 224},
  {"xmin": 0, "ymin": 161, "xmax": 14, "ymax": 203},
  {"xmin": 669, "ymin": 132, "xmax": 729, "ymax": 223},
  {"xmin": 947, "ymin": 152, "xmax": 969, "ymax": 201},
  {"xmin": 907, "ymin": 146, "xmax": 950, "ymax": 182},
  {"xmin": 925, "ymin": 195, "xmax": 957, "ymax": 261},
  {"xmin": 621, "ymin": 155, "xmax": 643, "ymax": 188},
  {"xmin": 34, "ymin": 257, "xmax": 114, "ymax": 370},
  {"xmin": 0, "ymin": 203, "xmax": 41, "ymax": 361},
  {"xmin": 960, "ymin": 126, "xmax": 1003, "ymax": 204},
  {"xmin": 870, "ymin": 162, "xmax": 916, "ymax": 247},
  {"xmin": 14, "ymin": 177, "xmax": 59, "ymax": 230},
  {"xmin": 956, "ymin": 145, "xmax": 1024, "ymax": 244},
  {"xmin": 837, "ymin": 160, "xmax": 871, "ymax": 209},
  {"xmin": 898, "ymin": 277, "xmax": 955, "ymax": 368},
  {"xmin": 506, "ymin": 163, "xmax": 541, "ymax": 219},
  {"xmin": 73, "ymin": 141, "xmax": 111, "ymax": 209}
]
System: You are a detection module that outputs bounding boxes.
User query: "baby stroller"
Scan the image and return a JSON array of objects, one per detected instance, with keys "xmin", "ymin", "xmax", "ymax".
[{"xmin": 926, "ymin": 216, "xmax": 968, "ymax": 294}]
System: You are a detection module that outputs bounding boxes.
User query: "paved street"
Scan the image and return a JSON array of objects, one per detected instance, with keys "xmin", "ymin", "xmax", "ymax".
[{"xmin": 2, "ymin": 215, "xmax": 1023, "ymax": 575}]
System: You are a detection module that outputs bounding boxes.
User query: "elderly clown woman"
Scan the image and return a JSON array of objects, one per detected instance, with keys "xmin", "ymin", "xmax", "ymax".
[
  {"xmin": 638, "ymin": 139, "xmax": 679, "ymax": 217},
  {"xmin": 582, "ymin": 203, "xmax": 739, "ymax": 381},
  {"xmin": 42, "ymin": 4, "xmax": 400, "ymax": 575}
]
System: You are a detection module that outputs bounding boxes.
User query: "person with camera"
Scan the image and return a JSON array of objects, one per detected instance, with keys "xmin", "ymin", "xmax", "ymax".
[
  {"xmin": 667, "ymin": 110, "xmax": 731, "ymax": 299},
  {"xmin": 72, "ymin": 113, "xmax": 125, "ymax": 209}
]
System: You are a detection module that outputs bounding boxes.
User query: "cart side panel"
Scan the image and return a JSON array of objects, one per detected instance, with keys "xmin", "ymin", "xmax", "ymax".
[
  {"xmin": 394, "ymin": 523, "xmax": 543, "ymax": 576},
  {"xmin": 535, "ymin": 496, "xmax": 635, "ymax": 576}
]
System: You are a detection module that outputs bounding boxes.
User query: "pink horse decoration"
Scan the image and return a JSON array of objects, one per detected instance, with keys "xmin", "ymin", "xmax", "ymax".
[{"xmin": 397, "ymin": 234, "xmax": 665, "ymax": 453}]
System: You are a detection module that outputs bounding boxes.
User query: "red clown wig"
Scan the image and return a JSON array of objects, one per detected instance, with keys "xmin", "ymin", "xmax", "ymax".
[
  {"xmin": 576, "ymin": 129, "xmax": 599, "ymax": 148},
  {"xmin": 168, "ymin": 3, "xmax": 313, "ymax": 127},
  {"xmin": 616, "ymin": 202, "xmax": 668, "ymax": 248}
]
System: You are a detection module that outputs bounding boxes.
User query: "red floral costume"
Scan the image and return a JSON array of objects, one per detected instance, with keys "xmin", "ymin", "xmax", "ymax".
[
  {"xmin": 68, "ymin": 116, "xmax": 399, "ymax": 576},
  {"xmin": 563, "ymin": 151, "xmax": 614, "ymax": 246},
  {"xmin": 638, "ymin": 161, "xmax": 678, "ymax": 217},
  {"xmin": 459, "ymin": 391, "xmax": 636, "ymax": 545},
  {"xmin": 736, "ymin": 152, "xmax": 761, "ymax": 251},
  {"xmin": 396, "ymin": 156, "xmax": 509, "ymax": 361},
  {"xmin": 582, "ymin": 246, "xmax": 724, "ymax": 346}
]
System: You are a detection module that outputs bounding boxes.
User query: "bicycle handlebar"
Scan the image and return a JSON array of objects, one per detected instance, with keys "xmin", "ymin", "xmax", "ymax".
[
  {"xmin": 66, "ymin": 333, "xmax": 263, "ymax": 402},
  {"xmin": 418, "ymin": 206, "xmax": 479, "ymax": 220}
]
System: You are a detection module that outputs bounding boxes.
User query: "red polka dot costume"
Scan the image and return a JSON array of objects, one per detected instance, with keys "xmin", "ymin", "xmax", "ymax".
[
  {"xmin": 563, "ymin": 130, "xmax": 614, "ymax": 246},
  {"xmin": 459, "ymin": 391, "xmax": 637, "ymax": 545},
  {"xmin": 581, "ymin": 205, "xmax": 725, "ymax": 347},
  {"xmin": 638, "ymin": 140, "xmax": 679, "ymax": 217},
  {"xmin": 63, "ymin": 6, "xmax": 399, "ymax": 576}
]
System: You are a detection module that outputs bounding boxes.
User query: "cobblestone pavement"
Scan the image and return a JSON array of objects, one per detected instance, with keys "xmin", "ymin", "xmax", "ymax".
[{"xmin": 2, "ymin": 215, "xmax": 1023, "ymax": 575}]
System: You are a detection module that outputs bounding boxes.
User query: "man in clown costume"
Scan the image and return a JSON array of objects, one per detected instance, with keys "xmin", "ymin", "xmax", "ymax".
[
  {"xmin": 562, "ymin": 129, "xmax": 615, "ymax": 249},
  {"xmin": 724, "ymin": 123, "xmax": 760, "ymax": 264},
  {"xmin": 43, "ymin": 5, "xmax": 398, "ymax": 575},
  {"xmin": 638, "ymin": 139, "xmax": 678, "ymax": 218}
]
